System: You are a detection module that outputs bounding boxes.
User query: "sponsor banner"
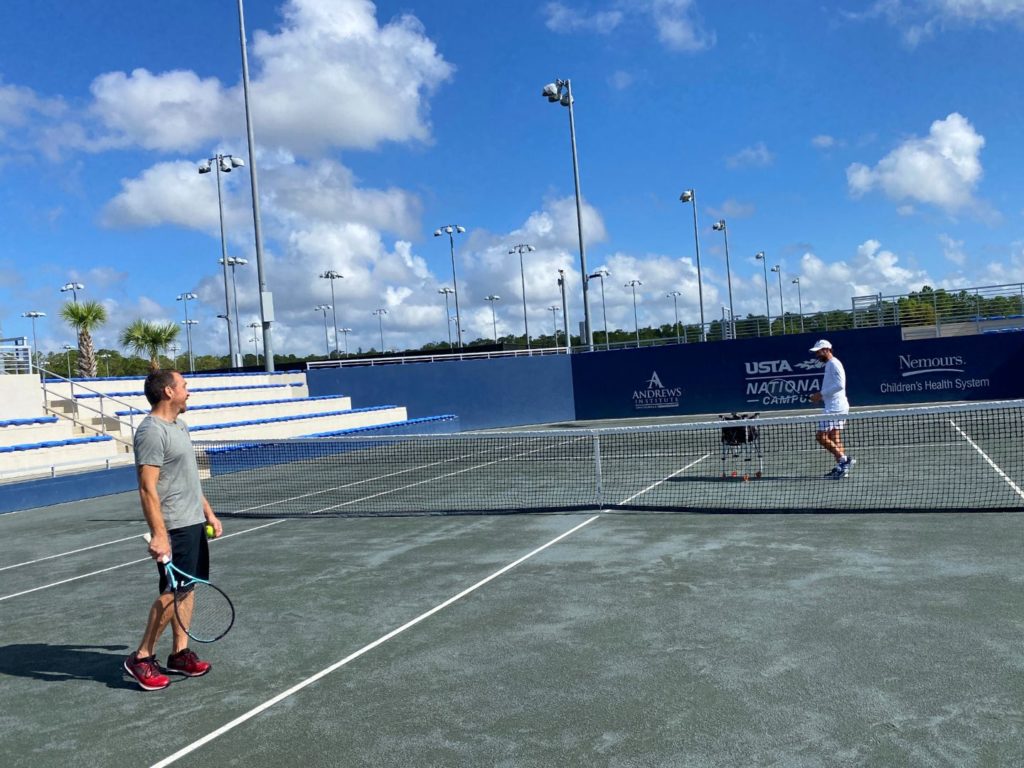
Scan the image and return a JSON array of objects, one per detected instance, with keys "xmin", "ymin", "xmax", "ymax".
[{"xmin": 571, "ymin": 328, "xmax": 1024, "ymax": 420}]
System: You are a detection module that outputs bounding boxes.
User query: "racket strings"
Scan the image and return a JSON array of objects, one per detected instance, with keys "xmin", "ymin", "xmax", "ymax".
[{"xmin": 174, "ymin": 582, "xmax": 234, "ymax": 642}]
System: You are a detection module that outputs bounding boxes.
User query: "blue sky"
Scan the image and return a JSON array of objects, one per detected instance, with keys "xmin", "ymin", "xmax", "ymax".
[{"xmin": 2, "ymin": 0, "xmax": 1023, "ymax": 358}]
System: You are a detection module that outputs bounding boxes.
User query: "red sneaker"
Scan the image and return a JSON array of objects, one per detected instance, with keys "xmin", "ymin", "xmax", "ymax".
[
  {"xmin": 124, "ymin": 653, "xmax": 171, "ymax": 691},
  {"xmin": 166, "ymin": 648, "xmax": 211, "ymax": 677}
]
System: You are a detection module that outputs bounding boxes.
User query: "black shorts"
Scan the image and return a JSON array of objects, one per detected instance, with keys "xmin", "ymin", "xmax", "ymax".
[{"xmin": 157, "ymin": 522, "xmax": 210, "ymax": 593}]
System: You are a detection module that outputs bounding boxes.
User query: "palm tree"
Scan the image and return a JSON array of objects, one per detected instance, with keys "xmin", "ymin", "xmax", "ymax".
[
  {"xmin": 119, "ymin": 320, "xmax": 180, "ymax": 372},
  {"xmin": 60, "ymin": 300, "xmax": 108, "ymax": 378}
]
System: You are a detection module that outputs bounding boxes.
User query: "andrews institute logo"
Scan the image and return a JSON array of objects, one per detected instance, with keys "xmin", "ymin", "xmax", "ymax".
[{"xmin": 633, "ymin": 370, "xmax": 682, "ymax": 410}]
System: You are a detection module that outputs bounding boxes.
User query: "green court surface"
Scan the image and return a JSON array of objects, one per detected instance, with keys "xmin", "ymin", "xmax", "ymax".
[{"xmin": 2, "ymin": 494, "xmax": 1023, "ymax": 767}]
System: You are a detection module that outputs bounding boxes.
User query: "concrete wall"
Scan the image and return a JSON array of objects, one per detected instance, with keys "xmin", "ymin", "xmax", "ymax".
[
  {"xmin": 0, "ymin": 374, "xmax": 45, "ymax": 420},
  {"xmin": 307, "ymin": 354, "xmax": 576, "ymax": 431}
]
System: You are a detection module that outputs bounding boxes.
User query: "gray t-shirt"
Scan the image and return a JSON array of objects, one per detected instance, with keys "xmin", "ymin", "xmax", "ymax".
[{"xmin": 134, "ymin": 414, "xmax": 205, "ymax": 530}]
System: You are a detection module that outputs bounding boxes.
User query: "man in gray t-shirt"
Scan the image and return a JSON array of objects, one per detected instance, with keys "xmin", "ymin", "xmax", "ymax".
[{"xmin": 123, "ymin": 369, "xmax": 222, "ymax": 691}]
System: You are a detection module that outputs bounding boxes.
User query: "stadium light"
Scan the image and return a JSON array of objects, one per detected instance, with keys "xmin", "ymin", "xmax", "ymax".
[
  {"xmin": 754, "ymin": 252, "xmax": 772, "ymax": 336},
  {"xmin": 678, "ymin": 190, "xmax": 706, "ymax": 341},
  {"xmin": 200, "ymin": 153, "xmax": 246, "ymax": 367},
  {"xmin": 509, "ymin": 244, "xmax": 535, "ymax": 349},
  {"xmin": 434, "ymin": 225, "xmax": 466, "ymax": 348},
  {"xmin": 541, "ymin": 77, "xmax": 593, "ymax": 350}
]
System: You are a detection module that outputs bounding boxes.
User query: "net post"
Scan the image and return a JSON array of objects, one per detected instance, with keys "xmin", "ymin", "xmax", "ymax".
[{"xmin": 592, "ymin": 431, "xmax": 603, "ymax": 508}]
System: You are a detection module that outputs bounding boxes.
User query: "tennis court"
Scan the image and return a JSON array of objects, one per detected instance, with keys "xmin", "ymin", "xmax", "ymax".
[{"xmin": 2, "ymin": 401, "xmax": 1023, "ymax": 766}]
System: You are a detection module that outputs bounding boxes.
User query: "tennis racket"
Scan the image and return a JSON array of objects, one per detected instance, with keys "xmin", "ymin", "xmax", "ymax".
[{"xmin": 143, "ymin": 533, "xmax": 235, "ymax": 643}]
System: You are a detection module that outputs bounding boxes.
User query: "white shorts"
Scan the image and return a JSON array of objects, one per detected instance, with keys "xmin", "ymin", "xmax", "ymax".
[{"xmin": 817, "ymin": 417, "xmax": 846, "ymax": 432}]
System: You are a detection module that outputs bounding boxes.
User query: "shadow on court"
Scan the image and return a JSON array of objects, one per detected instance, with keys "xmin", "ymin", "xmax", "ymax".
[{"xmin": 0, "ymin": 643, "xmax": 135, "ymax": 689}]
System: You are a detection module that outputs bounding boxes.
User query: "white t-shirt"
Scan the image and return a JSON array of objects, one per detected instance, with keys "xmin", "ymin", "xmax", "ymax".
[{"xmin": 820, "ymin": 357, "xmax": 849, "ymax": 414}]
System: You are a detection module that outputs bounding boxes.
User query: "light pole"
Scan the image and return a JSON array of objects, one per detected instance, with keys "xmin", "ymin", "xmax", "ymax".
[
  {"xmin": 547, "ymin": 305, "xmax": 561, "ymax": 348},
  {"xmin": 181, "ymin": 319, "xmax": 198, "ymax": 372},
  {"xmin": 219, "ymin": 256, "xmax": 248, "ymax": 365},
  {"xmin": 679, "ymin": 191, "xmax": 706, "ymax": 341},
  {"xmin": 176, "ymin": 292, "xmax": 198, "ymax": 371},
  {"xmin": 434, "ymin": 225, "xmax": 466, "ymax": 348},
  {"xmin": 771, "ymin": 264, "xmax": 785, "ymax": 334},
  {"xmin": 438, "ymin": 287, "xmax": 454, "ymax": 347},
  {"xmin": 792, "ymin": 277, "xmax": 805, "ymax": 333},
  {"xmin": 314, "ymin": 304, "xmax": 331, "ymax": 357},
  {"xmin": 338, "ymin": 327, "xmax": 352, "ymax": 356},
  {"xmin": 217, "ymin": 313, "xmax": 231, "ymax": 355},
  {"xmin": 542, "ymin": 78, "xmax": 593, "ymax": 350},
  {"xmin": 509, "ymin": 244, "xmax": 535, "ymax": 349},
  {"xmin": 319, "ymin": 269, "xmax": 343, "ymax": 357},
  {"xmin": 169, "ymin": 343, "xmax": 180, "ymax": 370},
  {"xmin": 557, "ymin": 269, "xmax": 570, "ymax": 352},
  {"xmin": 99, "ymin": 352, "xmax": 111, "ymax": 377},
  {"xmin": 21, "ymin": 311, "xmax": 45, "ymax": 372},
  {"xmin": 588, "ymin": 268, "xmax": 610, "ymax": 349},
  {"xmin": 373, "ymin": 308, "xmax": 387, "ymax": 351},
  {"xmin": 60, "ymin": 282, "xmax": 84, "ymax": 303},
  {"xmin": 626, "ymin": 279, "xmax": 643, "ymax": 346},
  {"xmin": 711, "ymin": 219, "xmax": 736, "ymax": 340},
  {"xmin": 237, "ymin": 0, "xmax": 275, "ymax": 371},
  {"xmin": 754, "ymin": 252, "xmax": 772, "ymax": 336},
  {"xmin": 247, "ymin": 322, "xmax": 261, "ymax": 365},
  {"xmin": 666, "ymin": 290, "xmax": 682, "ymax": 343},
  {"xmin": 485, "ymin": 295, "xmax": 501, "ymax": 343},
  {"xmin": 62, "ymin": 344, "xmax": 73, "ymax": 378},
  {"xmin": 200, "ymin": 153, "xmax": 245, "ymax": 367}
]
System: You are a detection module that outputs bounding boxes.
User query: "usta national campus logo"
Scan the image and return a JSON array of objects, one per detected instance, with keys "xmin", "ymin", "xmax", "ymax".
[
  {"xmin": 632, "ymin": 370, "xmax": 682, "ymax": 410},
  {"xmin": 744, "ymin": 357, "xmax": 823, "ymax": 406}
]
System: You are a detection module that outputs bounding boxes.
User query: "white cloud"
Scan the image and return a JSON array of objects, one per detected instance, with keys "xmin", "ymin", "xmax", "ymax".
[
  {"xmin": 793, "ymin": 239, "xmax": 932, "ymax": 312},
  {"xmin": 725, "ymin": 142, "xmax": 775, "ymax": 169},
  {"xmin": 89, "ymin": 69, "xmax": 234, "ymax": 153},
  {"xmin": 60, "ymin": 0, "xmax": 453, "ymax": 159},
  {"xmin": 543, "ymin": 0, "xmax": 713, "ymax": 51},
  {"xmin": 846, "ymin": 112, "xmax": 985, "ymax": 213},
  {"xmin": 847, "ymin": 0, "xmax": 1024, "ymax": 46},
  {"xmin": 706, "ymin": 199, "xmax": 756, "ymax": 220},
  {"xmin": 608, "ymin": 70, "xmax": 635, "ymax": 90},
  {"xmin": 249, "ymin": 0, "xmax": 453, "ymax": 154},
  {"xmin": 650, "ymin": 0, "xmax": 716, "ymax": 51},
  {"xmin": 939, "ymin": 233, "xmax": 968, "ymax": 265},
  {"xmin": 543, "ymin": 2, "xmax": 624, "ymax": 33},
  {"xmin": 811, "ymin": 134, "xmax": 842, "ymax": 149}
]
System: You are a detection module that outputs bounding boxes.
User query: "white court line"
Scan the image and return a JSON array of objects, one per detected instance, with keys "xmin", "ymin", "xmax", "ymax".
[
  {"xmin": 0, "ymin": 520, "xmax": 285, "ymax": 603},
  {"xmin": 948, "ymin": 418, "xmax": 1024, "ymax": 501},
  {"xmin": 0, "ymin": 534, "xmax": 148, "ymax": 572},
  {"xmin": 229, "ymin": 437, "xmax": 572, "ymax": 515},
  {"xmin": 308, "ymin": 437, "xmax": 588, "ymax": 514},
  {"xmin": 615, "ymin": 454, "xmax": 712, "ymax": 507},
  {"xmin": 148, "ymin": 514, "xmax": 601, "ymax": 768}
]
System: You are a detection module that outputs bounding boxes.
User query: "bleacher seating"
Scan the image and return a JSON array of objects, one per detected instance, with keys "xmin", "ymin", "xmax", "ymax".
[{"xmin": 0, "ymin": 369, "xmax": 452, "ymax": 483}]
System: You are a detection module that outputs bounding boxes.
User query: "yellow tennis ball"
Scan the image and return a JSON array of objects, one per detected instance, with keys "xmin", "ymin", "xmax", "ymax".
[{"xmin": 204, "ymin": 524, "xmax": 216, "ymax": 539}]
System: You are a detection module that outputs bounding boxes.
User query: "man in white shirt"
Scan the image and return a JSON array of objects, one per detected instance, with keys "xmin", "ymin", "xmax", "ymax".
[{"xmin": 808, "ymin": 339, "xmax": 855, "ymax": 478}]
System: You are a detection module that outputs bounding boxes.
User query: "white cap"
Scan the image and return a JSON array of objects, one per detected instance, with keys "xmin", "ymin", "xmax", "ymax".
[{"xmin": 809, "ymin": 339, "xmax": 832, "ymax": 352}]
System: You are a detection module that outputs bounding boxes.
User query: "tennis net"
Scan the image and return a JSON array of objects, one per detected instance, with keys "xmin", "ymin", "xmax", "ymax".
[{"xmin": 197, "ymin": 400, "xmax": 1024, "ymax": 516}]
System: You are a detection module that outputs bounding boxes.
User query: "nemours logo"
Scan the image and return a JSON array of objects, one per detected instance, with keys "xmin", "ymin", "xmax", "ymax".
[
  {"xmin": 633, "ymin": 370, "xmax": 682, "ymax": 410},
  {"xmin": 898, "ymin": 354, "xmax": 965, "ymax": 377},
  {"xmin": 744, "ymin": 358, "xmax": 823, "ymax": 405}
]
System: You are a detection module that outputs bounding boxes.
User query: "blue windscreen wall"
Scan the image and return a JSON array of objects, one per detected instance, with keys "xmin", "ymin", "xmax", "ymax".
[
  {"xmin": 307, "ymin": 354, "xmax": 576, "ymax": 431},
  {"xmin": 572, "ymin": 328, "xmax": 1024, "ymax": 420},
  {"xmin": 307, "ymin": 330, "xmax": 1024, "ymax": 430}
]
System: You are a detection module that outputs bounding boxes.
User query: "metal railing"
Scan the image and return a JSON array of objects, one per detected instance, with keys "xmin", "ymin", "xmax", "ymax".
[
  {"xmin": 0, "ymin": 337, "xmax": 31, "ymax": 374},
  {"xmin": 38, "ymin": 367, "xmax": 141, "ymax": 448},
  {"xmin": 852, "ymin": 282, "xmax": 1024, "ymax": 337}
]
